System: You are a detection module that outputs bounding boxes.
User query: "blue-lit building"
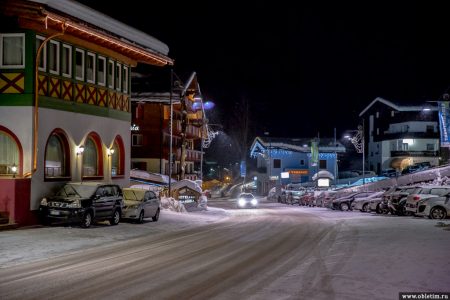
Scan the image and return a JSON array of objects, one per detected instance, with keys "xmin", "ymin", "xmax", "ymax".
[{"xmin": 249, "ymin": 137, "xmax": 345, "ymax": 194}]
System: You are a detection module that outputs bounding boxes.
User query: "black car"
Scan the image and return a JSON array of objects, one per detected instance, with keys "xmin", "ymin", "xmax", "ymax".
[{"xmin": 39, "ymin": 182, "xmax": 123, "ymax": 228}]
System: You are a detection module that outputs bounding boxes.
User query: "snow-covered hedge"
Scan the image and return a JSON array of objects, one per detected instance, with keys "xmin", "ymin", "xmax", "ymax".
[{"xmin": 160, "ymin": 197, "xmax": 187, "ymax": 213}]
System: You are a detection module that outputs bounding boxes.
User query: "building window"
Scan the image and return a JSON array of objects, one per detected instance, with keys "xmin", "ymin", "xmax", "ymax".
[
  {"xmin": 36, "ymin": 35, "xmax": 46, "ymax": 71},
  {"xmin": 75, "ymin": 48, "xmax": 85, "ymax": 81},
  {"xmin": 319, "ymin": 159, "xmax": 327, "ymax": 169},
  {"xmin": 0, "ymin": 33, "xmax": 25, "ymax": 68},
  {"xmin": 402, "ymin": 125, "xmax": 409, "ymax": 132},
  {"xmin": 426, "ymin": 125, "xmax": 434, "ymax": 133},
  {"xmin": 300, "ymin": 159, "xmax": 305, "ymax": 166},
  {"xmin": 98, "ymin": 56, "xmax": 106, "ymax": 86},
  {"xmin": 132, "ymin": 134, "xmax": 143, "ymax": 146},
  {"xmin": 86, "ymin": 52, "xmax": 96, "ymax": 84},
  {"xmin": 402, "ymin": 143, "xmax": 408, "ymax": 151},
  {"xmin": 427, "ymin": 144, "xmax": 435, "ymax": 151},
  {"xmin": 82, "ymin": 133, "xmax": 103, "ymax": 178},
  {"xmin": 0, "ymin": 130, "xmax": 19, "ymax": 175},
  {"xmin": 376, "ymin": 128, "xmax": 379, "ymax": 135},
  {"xmin": 48, "ymin": 40, "xmax": 59, "ymax": 75},
  {"xmin": 62, "ymin": 44, "xmax": 72, "ymax": 78},
  {"xmin": 376, "ymin": 112, "xmax": 379, "ymax": 118},
  {"xmin": 123, "ymin": 66, "xmax": 128, "ymax": 93},
  {"xmin": 111, "ymin": 136, "xmax": 125, "ymax": 176},
  {"xmin": 391, "ymin": 110, "xmax": 395, "ymax": 117},
  {"xmin": 115, "ymin": 63, "xmax": 122, "ymax": 91},
  {"xmin": 273, "ymin": 159, "xmax": 281, "ymax": 169},
  {"xmin": 108, "ymin": 60, "xmax": 114, "ymax": 89},
  {"xmin": 45, "ymin": 130, "xmax": 70, "ymax": 178}
]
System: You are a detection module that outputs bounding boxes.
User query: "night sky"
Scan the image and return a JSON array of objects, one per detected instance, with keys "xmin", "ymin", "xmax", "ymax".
[{"xmin": 78, "ymin": 1, "xmax": 450, "ymax": 138}]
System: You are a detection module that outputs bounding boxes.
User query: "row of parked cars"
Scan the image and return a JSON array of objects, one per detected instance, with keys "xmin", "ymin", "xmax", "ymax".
[
  {"xmin": 39, "ymin": 182, "xmax": 161, "ymax": 228},
  {"xmin": 277, "ymin": 183, "xmax": 450, "ymax": 219}
]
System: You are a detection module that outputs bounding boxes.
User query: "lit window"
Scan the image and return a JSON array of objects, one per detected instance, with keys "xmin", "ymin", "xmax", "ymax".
[
  {"xmin": 123, "ymin": 66, "xmax": 128, "ymax": 93},
  {"xmin": 0, "ymin": 131, "xmax": 19, "ymax": 175},
  {"xmin": 115, "ymin": 63, "xmax": 122, "ymax": 91},
  {"xmin": 319, "ymin": 160, "xmax": 327, "ymax": 169},
  {"xmin": 45, "ymin": 131, "xmax": 70, "ymax": 178},
  {"xmin": 98, "ymin": 56, "xmax": 106, "ymax": 86},
  {"xmin": 62, "ymin": 44, "xmax": 72, "ymax": 77},
  {"xmin": 83, "ymin": 137, "xmax": 98, "ymax": 176},
  {"xmin": 110, "ymin": 137, "xmax": 124, "ymax": 176},
  {"xmin": 108, "ymin": 60, "xmax": 114, "ymax": 89},
  {"xmin": 36, "ymin": 35, "xmax": 46, "ymax": 71},
  {"xmin": 86, "ymin": 52, "xmax": 96, "ymax": 83},
  {"xmin": 75, "ymin": 48, "xmax": 85, "ymax": 81},
  {"xmin": 48, "ymin": 40, "xmax": 60, "ymax": 74},
  {"xmin": 0, "ymin": 33, "xmax": 25, "ymax": 68}
]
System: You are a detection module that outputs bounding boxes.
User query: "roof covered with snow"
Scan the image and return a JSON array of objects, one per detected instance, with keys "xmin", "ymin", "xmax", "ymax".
[
  {"xmin": 359, "ymin": 97, "xmax": 438, "ymax": 117},
  {"xmin": 130, "ymin": 170, "xmax": 172, "ymax": 185},
  {"xmin": 30, "ymin": 0, "xmax": 169, "ymax": 55},
  {"xmin": 171, "ymin": 179, "xmax": 202, "ymax": 193}
]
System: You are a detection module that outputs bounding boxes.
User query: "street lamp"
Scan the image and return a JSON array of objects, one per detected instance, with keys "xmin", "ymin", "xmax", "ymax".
[{"xmin": 345, "ymin": 123, "xmax": 365, "ymax": 187}]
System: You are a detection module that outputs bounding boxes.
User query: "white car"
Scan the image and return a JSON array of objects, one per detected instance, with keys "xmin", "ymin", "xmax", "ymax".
[
  {"xmin": 122, "ymin": 188, "xmax": 160, "ymax": 223},
  {"xmin": 351, "ymin": 191, "xmax": 385, "ymax": 212},
  {"xmin": 405, "ymin": 185, "xmax": 450, "ymax": 215},
  {"xmin": 237, "ymin": 193, "xmax": 258, "ymax": 208},
  {"xmin": 416, "ymin": 195, "xmax": 450, "ymax": 219}
]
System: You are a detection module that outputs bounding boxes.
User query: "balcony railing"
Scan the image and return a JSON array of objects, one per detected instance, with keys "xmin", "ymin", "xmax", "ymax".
[{"xmin": 391, "ymin": 150, "xmax": 438, "ymax": 157}]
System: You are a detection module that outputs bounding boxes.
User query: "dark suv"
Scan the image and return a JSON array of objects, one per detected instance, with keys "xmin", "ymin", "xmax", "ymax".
[{"xmin": 39, "ymin": 182, "xmax": 123, "ymax": 228}]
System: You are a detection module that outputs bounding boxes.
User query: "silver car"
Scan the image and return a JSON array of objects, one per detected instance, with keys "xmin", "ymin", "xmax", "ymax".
[
  {"xmin": 122, "ymin": 188, "xmax": 161, "ymax": 223},
  {"xmin": 416, "ymin": 194, "xmax": 450, "ymax": 219}
]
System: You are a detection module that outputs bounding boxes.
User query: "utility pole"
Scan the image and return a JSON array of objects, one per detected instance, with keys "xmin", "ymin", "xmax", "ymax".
[{"xmin": 168, "ymin": 68, "xmax": 173, "ymax": 196}]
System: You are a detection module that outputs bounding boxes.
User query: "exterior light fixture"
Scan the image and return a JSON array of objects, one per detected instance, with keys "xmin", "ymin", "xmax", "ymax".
[
  {"xmin": 11, "ymin": 164, "xmax": 17, "ymax": 178},
  {"xmin": 76, "ymin": 145, "xmax": 85, "ymax": 155},
  {"xmin": 107, "ymin": 148, "xmax": 115, "ymax": 156},
  {"xmin": 422, "ymin": 108, "xmax": 431, "ymax": 112}
]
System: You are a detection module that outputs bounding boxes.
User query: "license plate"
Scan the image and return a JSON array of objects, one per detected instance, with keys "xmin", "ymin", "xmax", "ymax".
[{"xmin": 49, "ymin": 210, "xmax": 61, "ymax": 216}]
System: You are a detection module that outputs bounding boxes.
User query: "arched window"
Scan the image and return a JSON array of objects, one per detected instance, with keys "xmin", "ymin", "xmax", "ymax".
[
  {"xmin": 0, "ymin": 129, "xmax": 20, "ymax": 176},
  {"xmin": 111, "ymin": 135, "xmax": 125, "ymax": 177},
  {"xmin": 82, "ymin": 132, "xmax": 103, "ymax": 178},
  {"xmin": 45, "ymin": 129, "xmax": 70, "ymax": 179}
]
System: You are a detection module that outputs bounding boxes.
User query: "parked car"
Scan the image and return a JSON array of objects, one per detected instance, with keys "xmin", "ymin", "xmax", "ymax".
[
  {"xmin": 237, "ymin": 193, "xmax": 258, "ymax": 208},
  {"xmin": 380, "ymin": 185, "xmax": 420, "ymax": 216},
  {"xmin": 332, "ymin": 192, "xmax": 373, "ymax": 211},
  {"xmin": 381, "ymin": 168, "xmax": 399, "ymax": 177},
  {"xmin": 405, "ymin": 185, "xmax": 450, "ymax": 215},
  {"xmin": 39, "ymin": 182, "xmax": 123, "ymax": 228},
  {"xmin": 351, "ymin": 191, "xmax": 385, "ymax": 212},
  {"xmin": 416, "ymin": 194, "xmax": 450, "ymax": 219},
  {"xmin": 122, "ymin": 188, "xmax": 160, "ymax": 223}
]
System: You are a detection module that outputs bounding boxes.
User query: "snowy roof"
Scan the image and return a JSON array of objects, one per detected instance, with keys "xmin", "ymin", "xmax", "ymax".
[
  {"xmin": 29, "ymin": 0, "xmax": 169, "ymax": 55},
  {"xmin": 130, "ymin": 170, "xmax": 172, "ymax": 185},
  {"xmin": 359, "ymin": 97, "xmax": 438, "ymax": 117},
  {"xmin": 250, "ymin": 136, "xmax": 346, "ymax": 157},
  {"xmin": 171, "ymin": 179, "xmax": 202, "ymax": 193},
  {"xmin": 312, "ymin": 170, "xmax": 335, "ymax": 181}
]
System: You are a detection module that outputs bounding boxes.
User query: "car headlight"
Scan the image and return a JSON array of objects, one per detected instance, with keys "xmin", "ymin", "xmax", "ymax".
[
  {"xmin": 238, "ymin": 199, "xmax": 246, "ymax": 207},
  {"xmin": 251, "ymin": 199, "xmax": 258, "ymax": 206},
  {"xmin": 67, "ymin": 199, "xmax": 81, "ymax": 208},
  {"xmin": 40, "ymin": 198, "xmax": 48, "ymax": 206}
]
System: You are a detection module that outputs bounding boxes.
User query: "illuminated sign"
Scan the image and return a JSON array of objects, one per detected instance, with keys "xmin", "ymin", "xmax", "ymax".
[
  {"xmin": 318, "ymin": 178, "xmax": 330, "ymax": 187},
  {"xmin": 281, "ymin": 172, "xmax": 290, "ymax": 178},
  {"xmin": 289, "ymin": 170, "xmax": 308, "ymax": 175},
  {"xmin": 130, "ymin": 124, "xmax": 139, "ymax": 131},
  {"xmin": 269, "ymin": 176, "xmax": 279, "ymax": 180}
]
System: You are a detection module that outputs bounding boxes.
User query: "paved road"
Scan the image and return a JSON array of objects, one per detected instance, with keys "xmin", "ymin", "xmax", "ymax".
[{"xmin": 0, "ymin": 198, "xmax": 449, "ymax": 300}]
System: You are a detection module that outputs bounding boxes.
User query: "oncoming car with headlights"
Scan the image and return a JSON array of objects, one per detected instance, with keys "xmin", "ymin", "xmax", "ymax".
[{"xmin": 237, "ymin": 193, "xmax": 258, "ymax": 208}]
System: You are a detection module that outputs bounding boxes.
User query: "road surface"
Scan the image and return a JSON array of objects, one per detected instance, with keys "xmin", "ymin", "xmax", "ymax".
[{"xmin": 0, "ymin": 198, "xmax": 449, "ymax": 300}]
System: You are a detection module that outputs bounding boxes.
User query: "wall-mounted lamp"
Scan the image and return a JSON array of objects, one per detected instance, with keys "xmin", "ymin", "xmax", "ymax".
[
  {"xmin": 11, "ymin": 164, "xmax": 17, "ymax": 178},
  {"xmin": 107, "ymin": 148, "xmax": 115, "ymax": 156},
  {"xmin": 76, "ymin": 146, "xmax": 85, "ymax": 155}
]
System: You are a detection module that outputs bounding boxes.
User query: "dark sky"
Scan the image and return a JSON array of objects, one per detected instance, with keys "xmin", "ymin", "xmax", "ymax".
[{"xmin": 78, "ymin": 1, "xmax": 450, "ymax": 138}]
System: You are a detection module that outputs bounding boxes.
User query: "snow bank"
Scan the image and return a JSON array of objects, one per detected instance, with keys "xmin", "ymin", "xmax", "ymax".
[{"xmin": 160, "ymin": 197, "xmax": 187, "ymax": 213}]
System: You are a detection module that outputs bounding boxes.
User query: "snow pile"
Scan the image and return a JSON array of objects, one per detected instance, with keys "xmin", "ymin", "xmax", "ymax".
[
  {"xmin": 130, "ymin": 170, "xmax": 172, "ymax": 184},
  {"xmin": 171, "ymin": 179, "xmax": 202, "ymax": 193},
  {"xmin": 160, "ymin": 197, "xmax": 187, "ymax": 213},
  {"xmin": 197, "ymin": 195, "xmax": 208, "ymax": 210}
]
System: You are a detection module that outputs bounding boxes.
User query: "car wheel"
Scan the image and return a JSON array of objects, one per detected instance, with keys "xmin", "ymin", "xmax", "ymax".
[
  {"xmin": 340, "ymin": 202, "xmax": 349, "ymax": 211},
  {"xmin": 152, "ymin": 208, "xmax": 160, "ymax": 222},
  {"xmin": 362, "ymin": 203, "xmax": 370, "ymax": 212},
  {"xmin": 137, "ymin": 210, "xmax": 144, "ymax": 224},
  {"xmin": 430, "ymin": 207, "xmax": 447, "ymax": 220},
  {"xmin": 402, "ymin": 206, "xmax": 412, "ymax": 216},
  {"xmin": 376, "ymin": 204, "xmax": 383, "ymax": 214},
  {"xmin": 81, "ymin": 211, "xmax": 92, "ymax": 228},
  {"xmin": 110, "ymin": 209, "xmax": 120, "ymax": 226}
]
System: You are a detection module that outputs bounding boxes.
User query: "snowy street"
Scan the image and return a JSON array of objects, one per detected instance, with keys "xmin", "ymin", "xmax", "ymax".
[{"xmin": 0, "ymin": 198, "xmax": 449, "ymax": 300}]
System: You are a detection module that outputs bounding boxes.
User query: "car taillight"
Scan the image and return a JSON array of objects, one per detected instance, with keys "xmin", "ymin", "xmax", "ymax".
[{"xmin": 413, "ymin": 196, "xmax": 420, "ymax": 201}]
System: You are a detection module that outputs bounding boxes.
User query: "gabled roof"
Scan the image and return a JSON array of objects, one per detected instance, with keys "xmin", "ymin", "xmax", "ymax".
[{"xmin": 359, "ymin": 97, "xmax": 438, "ymax": 117}]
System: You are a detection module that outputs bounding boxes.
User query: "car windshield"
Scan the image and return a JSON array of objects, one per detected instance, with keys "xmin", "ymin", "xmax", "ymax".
[
  {"xmin": 56, "ymin": 184, "xmax": 97, "ymax": 198},
  {"xmin": 123, "ymin": 190, "xmax": 144, "ymax": 202},
  {"xmin": 240, "ymin": 194, "xmax": 254, "ymax": 199}
]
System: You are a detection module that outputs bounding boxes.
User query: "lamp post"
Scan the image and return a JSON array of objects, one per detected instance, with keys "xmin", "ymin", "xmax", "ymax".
[
  {"xmin": 345, "ymin": 122, "xmax": 365, "ymax": 188},
  {"xmin": 168, "ymin": 68, "xmax": 174, "ymax": 197}
]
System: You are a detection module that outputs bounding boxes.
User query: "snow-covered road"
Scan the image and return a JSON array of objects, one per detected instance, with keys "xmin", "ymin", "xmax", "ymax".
[{"xmin": 0, "ymin": 199, "xmax": 449, "ymax": 299}]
